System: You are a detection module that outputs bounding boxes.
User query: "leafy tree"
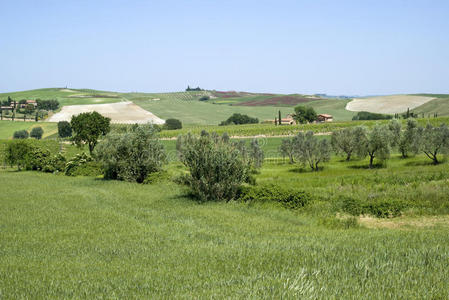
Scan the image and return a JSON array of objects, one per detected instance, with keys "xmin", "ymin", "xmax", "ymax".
[
  {"xmin": 71, "ymin": 111, "xmax": 111, "ymax": 154},
  {"xmin": 279, "ymin": 138, "xmax": 295, "ymax": 164},
  {"xmin": 199, "ymin": 96, "xmax": 210, "ymax": 101},
  {"xmin": 164, "ymin": 118, "xmax": 182, "ymax": 130},
  {"xmin": 95, "ymin": 125, "xmax": 166, "ymax": 183},
  {"xmin": 355, "ymin": 125, "xmax": 391, "ymax": 168},
  {"xmin": 58, "ymin": 121, "xmax": 72, "ymax": 138},
  {"xmin": 398, "ymin": 119, "xmax": 418, "ymax": 158},
  {"xmin": 25, "ymin": 104, "xmax": 35, "ymax": 114},
  {"xmin": 13, "ymin": 130, "xmax": 29, "ymax": 139},
  {"xmin": 36, "ymin": 99, "xmax": 59, "ymax": 111},
  {"xmin": 414, "ymin": 123, "xmax": 449, "ymax": 164},
  {"xmin": 331, "ymin": 127, "xmax": 364, "ymax": 161},
  {"xmin": 292, "ymin": 131, "xmax": 331, "ymax": 171},
  {"xmin": 293, "ymin": 106, "xmax": 317, "ymax": 124},
  {"xmin": 220, "ymin": 113, "xmax": 259, "ymax": 126},
  {"xmin": 30, "ymin": 127, "xmax": 44, "ymax": 140},
  {"xmin": 176, "ymin": 132, "xmax": 251, "ymax": 202},
  {"xmin": 4, "ymin": 140, "xmax": 33, "ymax": 170}
]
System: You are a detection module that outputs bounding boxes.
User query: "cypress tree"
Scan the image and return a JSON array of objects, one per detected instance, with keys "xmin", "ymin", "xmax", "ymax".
[{"xmin": 278, "ymin": 110, "xmax": 282, "ymax": 125}]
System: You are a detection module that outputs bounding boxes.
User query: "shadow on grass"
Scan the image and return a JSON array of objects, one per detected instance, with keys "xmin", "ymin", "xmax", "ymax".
[{"xmin": 347, "ymin": 163, "xmax": 386, "ymax": 170}]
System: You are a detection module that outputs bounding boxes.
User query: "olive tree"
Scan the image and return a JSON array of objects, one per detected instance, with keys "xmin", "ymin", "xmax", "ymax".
[
  {"xmin": 398, "ymin": 119, "xmax": 418, "ymax": 158},
  {"xmin": 94, "ymin": 125, "xmax": 166, "ymax": 183},
  {"xmin": 355, "ymin": 125, "xmax": 391, "ymax": 168},
  {"xmin": 292, "ymin": 131, "xmax": 331, "ymax": 171},
  {"xmin": 387, "ymin": 119, "xmax": 401, "ymax": 148},
  {"xmin": 413, "ymin": 123, "xmax": 449, "ymax": 164},
  {"xmin": 249, "ymin": 139, "xmax": 264, "ymax": 169},
  {"xmin": 177, "ymin": 132, "xmax": 251, "ymax": 202},
  {"xmin": 71, "ymin": 111, "xmax": 110, "ymax": 154},
  {"xmin": 331, "ymin": 127, "xmax": 365, "ymax": 161},
  {"xmin": 279, "ymin": 138, "xmax": 295, "ymax": 164}
]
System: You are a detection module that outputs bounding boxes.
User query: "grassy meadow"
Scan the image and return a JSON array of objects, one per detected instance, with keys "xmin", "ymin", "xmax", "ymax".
[{"xmin": 1, "ymin": 160, "xmax": 449, "ymax": 298}]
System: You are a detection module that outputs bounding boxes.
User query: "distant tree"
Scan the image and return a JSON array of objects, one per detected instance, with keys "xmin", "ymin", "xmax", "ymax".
[
  {"xmin": 293, "ymin": 106, "xmax": 317, "ymax": 124},
  {"xmin": 199, "ymin": 96, "xmax": 210, "ymax": 101},
  {"xmin": 413, "ymin": 123, "xmax": 449, "ymax": 164},
  {"xmin": 71, "ymin": 111, "xmax": 111, "ymax": 154},
  {"xmin": 18, "ymin": 99, "xmax": 27, "ymax": 105},
  {"xmin": 355, "ymin": 125, "xmax": 391, "ymax": 168},
  {"xmin": 279, "ymin": 138, "xmax": 295, "ymax": 163},
  {"xmin": 58, "ymin": 121, "xmax": 72, "ymax": 138},
  {"xmin": 352, "ymin": 111, "xmax": 393, "ymax": 121},
  {"xmin": 278, "ymin": 110, "xmax": 282, "ymax": 124},
  {"xmin": 30, "ymin": 127, "xmax": 44, "ymax": 140},
  {"xmin": 164, "ymin": 118, "xmax": 183, "ymax": 130},
  {"xmin": 398, "ymin": 119, "xmax": 418, "ymax": 158},
  {"xmin": 292, "ymin": 131, "xmax": 330, "ymax": 171},
  {"xmin": 331, "ymin": 127, "xmax": 364, "ymax": 161},
  {"xmin": 220, "ymin": 113, "xmax": 258, "ymax": 126},
  {"xmin": 36, "ymin": 99, "xmax": 59, "ymax": 111},
  {"xmin": 13, "ymin": 130, "xmax": 29, "ymax": 139},
  {"xmin": 249, "ymin": 139, "xmax": 264, "ymax": 169}
]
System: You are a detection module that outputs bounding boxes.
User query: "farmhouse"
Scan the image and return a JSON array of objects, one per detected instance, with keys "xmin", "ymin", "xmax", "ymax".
[{"xmin": 317, "ymin": 114, "xmax": 333, "ymax": 122}]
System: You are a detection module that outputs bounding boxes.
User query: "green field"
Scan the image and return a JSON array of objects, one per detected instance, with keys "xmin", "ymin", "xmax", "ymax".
[
  {"xmin": 1, "ymin": 151, "xmax": 449, "ymax": 298},
  {"xmin": 0, "ymin": 88, "xmax": 123, "ymax": 107},
  {"xmin": 412, "ymin": 96, "xmax": 449, "ymax": 117}
]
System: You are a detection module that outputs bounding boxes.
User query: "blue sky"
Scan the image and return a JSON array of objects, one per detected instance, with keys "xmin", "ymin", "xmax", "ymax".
[{"xmin": 0, "ymin": 0, "xmax": 448, "ymax": 95}]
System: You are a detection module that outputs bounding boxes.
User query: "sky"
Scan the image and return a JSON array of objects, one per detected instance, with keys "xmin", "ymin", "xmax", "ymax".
[{"xmin": 0, "ymin": 0, "xmax": 448, "ymax": 95}]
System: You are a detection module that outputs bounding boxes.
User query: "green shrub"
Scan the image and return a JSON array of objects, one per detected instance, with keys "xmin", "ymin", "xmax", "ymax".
[
  {"xmin": 13, "ymin": 130, "xmax": 29, "ymax": 139},
  {"xmin": 339, "ymin": 196, "xmax": 406, "ymax": 218},
  {"xmin": 94, "ymin": 125, "xmax": 166, "ymax": 183},
  {"xmin": 238, "ymin": 184, "xmax": 311, "ymax": 209},
  {"xmin": 177, "ymin": 132, "xmax": 251, "ymax": 202},
  {"xmin": 30, "ymin": 127, "xmax": 44, "ymax": 140},
  {"xmin": 164, "ymin": 118, "xmax": 182, "ymax": 130},
  {"xmin": 25, "ymin": 148, "xmax": 51, "ymax": 171},
  {"xmin": 4, "ymin": 140, "xmax": 33, "ymax": 170},
  {"xmin": 65, "ymin": 153, "xmax": 102, "ymax": 177},
  {"xmin": 42, "ymin": 153, "xmax": 66, "ymax": 173},
  {"xmin": 219, "ymin": 113, "xmax": 259, "ymax": 126}
]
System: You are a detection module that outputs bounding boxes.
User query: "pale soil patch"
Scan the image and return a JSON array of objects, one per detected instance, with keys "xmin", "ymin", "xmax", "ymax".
[
  {"xmin": 47, "ymin": 101, "xmax": 165, "ymax": 124},
  {"xmin": 346, "ymin": 95, "xmax": 435, "ymax": 114},
  {"xmin": 359, "ymin": 215, "xmax": 449, "ymax": 230},
  {"xmin": 60, "ymin": 89, "xmax": 76, "ymax": 92}
]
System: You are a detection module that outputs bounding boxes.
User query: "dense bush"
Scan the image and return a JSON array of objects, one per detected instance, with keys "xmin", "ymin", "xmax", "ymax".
[
  {"xmin": 339, "ymin": 196, "xmax": 405, "ymax": 218},
  {"xmin": 94, "ymin": 125, "xmax": 166, "ymax": 183},
  {"xmin": 30, "ymin": 127, "xmax": 44, "ymax": 139},
  {"xmin": 4, "ymin": 140, "xmax": 33, "ymax": 170},
  {"xmin": 65, "ymin": 153, "xmax": 102, "ymax": 177},
  {"xmin": 352, "ymin": 111, "xmax": 393, "ymax": 121},
  {"xmin": 164, "ymin": 118, "xmax": 182, "ymax": 130},
  {"xmin": 177, "ymin": 132, "xmax": 252, "ymax": 202},
  {"xmin": 199, "ymin": 96, "xmax": 210, "ymax": 101},
  {"xmin": 58, "ymin": 121, "xmax": 72, "ymax": 138},
  {"xmin": 220, "ymin": 113, "xmax": 258, "ymax": 126},
  {"xmin": 13, "ymin": 130, "xmax": 29, "ymax": 139},
  {"xmin": 239, "ymin": 184, "xmax": 311, "ymax": 209}
]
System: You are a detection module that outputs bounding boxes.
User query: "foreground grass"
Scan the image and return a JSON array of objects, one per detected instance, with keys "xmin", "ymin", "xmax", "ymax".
[{"xmin": 1, "ymin": 169, "xmax": 449, "ymax": 298}]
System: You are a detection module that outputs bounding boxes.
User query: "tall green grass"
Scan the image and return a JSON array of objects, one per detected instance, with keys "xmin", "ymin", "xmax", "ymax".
[{"xmin": 0, "ymin": 170, "xmax": 448, "ymax": 298}]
